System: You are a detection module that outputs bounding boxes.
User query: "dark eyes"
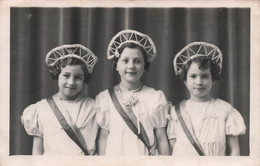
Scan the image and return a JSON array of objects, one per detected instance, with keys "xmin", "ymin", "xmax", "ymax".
[
  {"xmin": 63, "ymin": 74, "xmax": 70, "ymax": 78},
  {"xmin": 62, "ymin": 74, "xmax": 83, "ymax": 80},
  {"xmin": 121, "ymin": 59, "xmax": 142, "ymax": 63},
  {"xmin": 135, "ymin": 59, "xmax": 142, "ymax": 63},
  {"xmin": 122, "ymin": 59, "xmax": 129, "ymax": 63},
  {"xmin": 189, "ymin": 75, "xmax": 209, "ymax": 78}
]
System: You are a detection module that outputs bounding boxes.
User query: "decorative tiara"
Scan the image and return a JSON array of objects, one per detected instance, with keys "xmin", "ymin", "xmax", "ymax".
[
  {"xmin": 45, "ymin": 44, "xmax": 98, "ymax": 73},
  {"xmin": 173, "ymin": 41, "xmax": 223, "ymax": 75},
  {"xmin": 107, "ymin": 29, "xmax": 157, "ymax": 62}
]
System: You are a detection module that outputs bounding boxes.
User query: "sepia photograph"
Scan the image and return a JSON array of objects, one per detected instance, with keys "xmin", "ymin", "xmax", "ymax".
[{"xmin": 0, "ymin": 0, "xmax": 259, "ymax": 166}]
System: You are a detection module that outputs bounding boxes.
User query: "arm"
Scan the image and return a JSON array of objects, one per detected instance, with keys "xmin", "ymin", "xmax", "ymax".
[
  {"xmin": 154, "ymin": 127, "xmax": 171, "ymax": 155},
  {"xmin": 96, "ymin": 128, "xmax": 109, "ymax": 155},
  {"xmin": 226, "ymin": 135, "xmax": 240, "ymax": 156},
  {"xmin": 32, "ymin": 136, "xmax": 44, "ymax": 155},
  {"xmin": 169, "ymin": 138, "xmax": 176, "ymax": 153}
]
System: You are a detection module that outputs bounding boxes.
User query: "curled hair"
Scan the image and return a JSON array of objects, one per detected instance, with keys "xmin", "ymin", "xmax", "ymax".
[
  {"xmin": 112, "ymin": 42, "xmax": 150, "ymax": 71},
  {"xmin": 48, "ymin": 57, "xmax": 91, "ymax": 84},
  {"xmin": 180, "ymin": 56, "xmax": 221, "ymax": 82}
]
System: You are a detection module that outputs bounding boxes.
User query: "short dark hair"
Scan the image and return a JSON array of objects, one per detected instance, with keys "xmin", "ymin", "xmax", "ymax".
[
  {"xmin": 112, "ymin": 42, "xmax": 150, "ymax": 71},
  {"xmin": 48, "ymin": 57, "xmax": 91, "ymax": 84},
  {"xmin": 180, "ymin": 56, "xmax": 221, "ymax": 82}
]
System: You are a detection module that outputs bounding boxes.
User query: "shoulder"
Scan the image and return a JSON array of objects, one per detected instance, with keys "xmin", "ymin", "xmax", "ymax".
[
  {"xmin": 24, "ymin": 98, "xmax": 48, "ymax": 112},
  {"xmin": 212, "ymin": 98, "xmax": 234, "ymax": 110},
  {"xmin": 170, "ymin": 100, "xmax": 186, "ymax": 114},
  {"xmin": 167, "ymin": 100, "xmax": 187, "ymax": 126},
  {"xmin": 80, "ymin": 96, "xmax": 96, "ymax": 111},
  {"xmin": 84, "ymin": 96, "xmax": 95, "ymax": 105},
  {"xmin": 142, "ymin": 85, "xmax": 158, "ymax": 92},
  {"xmin": 142, "ymin": 85, "xmax": 166, "ymax": 97},
  {"xmin": 178, "ymin": 100, "xmax": 187, "ymax": 106},
  {"xmin": 95, "ymin": 89, "xmax": 109, "ymax": 98},
  {"xmin": 95, "ymin": 88, "xmax": 111, "ymax": 108},
  {"xmin": 142, "ymin": 86, "xmax": 168, "ymax": 103},
  {"xmin": 203, "ymin": 98, "xmax": 236, "ymax": 118},
  {"xmin": 22, "ymin": 98, "xmax": 48, "ymax": 125}
]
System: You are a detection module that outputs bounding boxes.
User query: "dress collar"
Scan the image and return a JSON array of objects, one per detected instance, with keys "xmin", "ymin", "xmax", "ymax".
[
  {"xmin": 119, "ymin": 83, "xmax": 143, "ymax": 94},
  {"xmin": 56, "ymin": 92, "xmax": 84, "ymax": 103}
]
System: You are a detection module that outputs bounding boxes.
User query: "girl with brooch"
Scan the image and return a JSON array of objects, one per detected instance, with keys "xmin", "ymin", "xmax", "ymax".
[
  {"xmin": 95, "ymin": 29, "xmax": 170, "ymax": 155},
  {"xmin": 167, "ymin": 42, "xmax": 246, "ymax": 156},
  {"xmin": 21, "ymin": 44, "xmax": 98, "ymax": 155}
]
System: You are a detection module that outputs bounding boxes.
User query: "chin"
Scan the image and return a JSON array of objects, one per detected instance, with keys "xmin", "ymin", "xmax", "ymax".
[
  {"xmin": 124, "ymin": 77, "xmax": 137, "ymax": 82},
  {"xmin": 192, "ymin": 93, "xmax": 204, "ymax": 97},
  {"xmin": 66, "ymin": 92, "xmax": 78, "ymax": 97},
  {"xmin": 128, "ymin": 80, "xmax": 140, "ymax": 83}
]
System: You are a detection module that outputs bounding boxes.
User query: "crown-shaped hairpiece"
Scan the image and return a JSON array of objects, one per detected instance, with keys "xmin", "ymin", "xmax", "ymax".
[
  {"xmin": 45, "ymin": 44, "xmax": 98, "ymax": 73},
  {"xmin": 173, "ymin": 41, "xmax": 223, "ymax": 75},
  {"xmin": 107, "ymin": 29, "xmax": 157, "ymax": 62}
]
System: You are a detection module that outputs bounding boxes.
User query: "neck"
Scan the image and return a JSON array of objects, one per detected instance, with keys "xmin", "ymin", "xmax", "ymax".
[
  {"xmin": 58, "ymin": 91, "xmax": 83, "ymax": 101},
  {"xmin": 189, "ymin": 95, "xmax": 212, "ymax": 102},
  {"xmin": 120, "ymin": 80, "xmax": 142, "ymax": 91}
]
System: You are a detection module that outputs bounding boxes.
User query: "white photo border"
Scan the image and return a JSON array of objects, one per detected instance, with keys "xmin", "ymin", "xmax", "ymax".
[{"xmin": 0, "ymin": 0, "xmax": 259, "ymax": 166}]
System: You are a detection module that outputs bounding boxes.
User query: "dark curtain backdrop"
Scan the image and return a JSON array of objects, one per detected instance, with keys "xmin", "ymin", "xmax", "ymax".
[{"xmin": 10, "ymin": 7, "xmax": 250, "ymax": 155}]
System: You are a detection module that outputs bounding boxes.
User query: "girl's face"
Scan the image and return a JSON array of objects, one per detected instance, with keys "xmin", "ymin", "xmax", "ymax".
[
  {"xmin": 185, "ymin": 62, "xmax": 213, "ymax": 101},
  {"xmin": 116, "ymin": 47, "xmax": 145, "ymax": 85},
  {"xmin": 58, "ymin": 65, "xmax": 85, "ymax": 100}
]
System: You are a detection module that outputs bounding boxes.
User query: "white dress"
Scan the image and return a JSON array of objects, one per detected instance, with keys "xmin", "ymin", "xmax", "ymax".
[
  {"xmin": 21, "ymin": 93, "xmax": 99, "ymax": 155},
  {"xmin": 95, "ymin": 84, "xmax": 169, "ymax": 155},
  {"xmin": 167, "ymin": 98, "xmax": 246, "ymax": 156}
]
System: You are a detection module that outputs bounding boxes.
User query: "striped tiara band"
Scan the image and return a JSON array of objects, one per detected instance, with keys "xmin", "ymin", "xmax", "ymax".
[
  {"xmin": 107, "ymin": 29, "xmax": 157, "ymax": 62},
  {"xmin": 173, "ymin": 41, "xmax": 223, "ymax": 75},
  {"xmin": 45, "ymin": 44, "xmax": 98, "ymax": 73}
]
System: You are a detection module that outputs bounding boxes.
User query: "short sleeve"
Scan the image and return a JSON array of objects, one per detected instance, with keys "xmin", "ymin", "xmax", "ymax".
[
  {"xmin": 167, "ymin": 105, "xmax": 178, "ymax": 139},
  {"xmin": 226, "ymin": 108, "xmax": 246, "ymax": 136},
  {"xmin": 21, "ymin": 103, "xmax": 43, "ymax": 137},
  {"xmin": 95, "ymin": 91, "xmax": 110, "ymax": 131},
  {"xmin": 149, "ymin": 90, "xmax": 169, "ymax": 128}
]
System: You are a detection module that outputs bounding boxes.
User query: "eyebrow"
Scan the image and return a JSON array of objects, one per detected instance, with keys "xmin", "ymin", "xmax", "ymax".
[
  {"xmin": 74, "ymin": 73, "xmax": 84, "ymax": 76},
  {"xmin": 188, "ymin": 72, "xmax": 210, "ymax": 75},
  {"xmin": 201, "ymin": 73, "xmax": 210, "ymax": 75},
  {"xmin": 62, "ymin": 72, "xmax": 83, "ymax": 76}
]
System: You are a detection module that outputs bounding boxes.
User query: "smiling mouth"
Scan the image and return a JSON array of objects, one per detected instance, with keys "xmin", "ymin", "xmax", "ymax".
[
  {"xmin": 66, "ymin": 87, "xmax": 76, "ymax": 89},
  {"xmin": 194, "ymin": 87, "xmax": 204, "ymax": 90},
  {"xmin": 126, "ymin": 72, "xmax": 137, "ymax": 75}
]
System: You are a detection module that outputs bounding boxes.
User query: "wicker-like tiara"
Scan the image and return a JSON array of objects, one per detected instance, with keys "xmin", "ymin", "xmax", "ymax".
[
  {"xmin": 173, "ymin": 42, "xmax": 223, "ymax": 75},
  {"xmin": 45, "ymin": 44, "xmax": 98, "ymax": 73},
  {"xmin": 107, "ymin": 29, "xmax": 157, "ymax": 62}
]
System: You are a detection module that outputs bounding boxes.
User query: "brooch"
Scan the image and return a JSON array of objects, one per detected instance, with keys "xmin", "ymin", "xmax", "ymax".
[{"xmin": 122, "ymin": 92, "xmax": 138, "ymax": 107}]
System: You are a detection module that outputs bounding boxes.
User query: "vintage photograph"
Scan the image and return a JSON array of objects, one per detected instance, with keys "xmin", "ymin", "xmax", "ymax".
[{"xmin": 1, "ymin": 0, "xmax": 259, "ymax": 166}]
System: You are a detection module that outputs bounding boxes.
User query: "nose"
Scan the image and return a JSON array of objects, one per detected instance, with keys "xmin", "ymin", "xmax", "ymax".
[
  {"xmin": 195, "ymin": 77, "xmax": 202, "ymax": 85},
  {"xmin": 128, "ymin": 61, "xmax": 135, "ymax": 69},
  {"xmin": 67, "ymin": 77, "xmax": 75, "ymax": 85}
]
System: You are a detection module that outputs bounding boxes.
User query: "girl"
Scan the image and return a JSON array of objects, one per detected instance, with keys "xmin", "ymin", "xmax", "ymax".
[
  {"xmin": 95, "ymin": 30, "xmax": 170, "ymax": 155},
  {"xmin": 168, "ymin": 42, "xmax": 246, "ymax": 156},
  {"xmin": 21, "ymin": 44, "xmax": 98, "ymax": 155}
]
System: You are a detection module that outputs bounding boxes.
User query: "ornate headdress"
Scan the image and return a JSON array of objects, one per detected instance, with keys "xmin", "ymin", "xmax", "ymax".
[
  {"xmin": 45, "ymin": 44, "xmax": 98, "ymax": 73},
  {"xmin": 173, "ymin": 41, "xmax": 223, "ymax": 75},
  {"xmin": 107, "ymin": 29, "xmax": 157, "ymax": 62}
]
